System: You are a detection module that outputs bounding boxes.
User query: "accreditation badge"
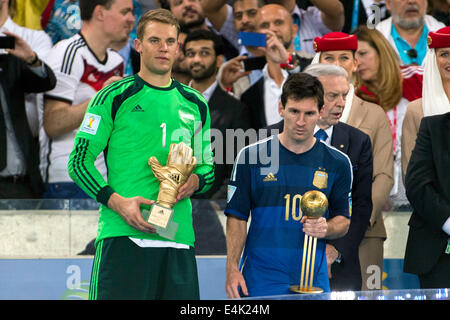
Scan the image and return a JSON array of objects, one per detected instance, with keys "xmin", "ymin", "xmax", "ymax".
[{"xmin": 312, "ymin": 171, "xmax": 328, "ymax": 189}]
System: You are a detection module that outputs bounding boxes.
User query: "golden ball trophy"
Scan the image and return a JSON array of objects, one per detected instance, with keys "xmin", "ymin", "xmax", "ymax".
[
  {"xmin": 290, "ymin": 190, "xmax": 328, "ymax": 294},
  {"xmin": 142, "ymin": 142, "xmax": 196, "ymax": 240}
]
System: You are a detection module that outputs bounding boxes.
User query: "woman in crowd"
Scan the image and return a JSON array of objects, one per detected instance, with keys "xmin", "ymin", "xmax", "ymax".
[
  {"xmin": 351, "ymin": 26, "xmax": 423, "ymax": 210},
  {"xmin": 402, "ymin": 26, "xmax": 450, "ymax": 180}
]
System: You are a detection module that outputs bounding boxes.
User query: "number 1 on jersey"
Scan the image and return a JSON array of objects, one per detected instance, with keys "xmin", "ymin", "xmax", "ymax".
[{"xmin": 160, "ymin": 123, "xmax": 166, "ymax": 148}]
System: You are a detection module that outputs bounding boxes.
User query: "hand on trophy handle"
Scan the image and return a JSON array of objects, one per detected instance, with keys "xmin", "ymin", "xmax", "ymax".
[{"xmin": 301, "ymin": 216, "xmax": 328, "ymax": 239}]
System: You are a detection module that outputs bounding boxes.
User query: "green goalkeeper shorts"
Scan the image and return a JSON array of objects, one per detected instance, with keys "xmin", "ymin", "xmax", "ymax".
[{"xmin": 89, "ymin": 236, "xmax": 200, "ymax": 300}]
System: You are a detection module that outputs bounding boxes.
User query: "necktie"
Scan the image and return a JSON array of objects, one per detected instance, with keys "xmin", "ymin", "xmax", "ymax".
[
  {"xmin": 315, "ymin": 129, "xmax": 328, "ymax": 142},
  {"xmin": 0, "ymin": 96, "xmax": 6, "ymax": 170}
]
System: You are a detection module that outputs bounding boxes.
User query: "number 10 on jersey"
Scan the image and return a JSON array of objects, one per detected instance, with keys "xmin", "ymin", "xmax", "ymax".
[{"xmin": 284, "ymin": 194, "xmax": 303, "ymax": 221}]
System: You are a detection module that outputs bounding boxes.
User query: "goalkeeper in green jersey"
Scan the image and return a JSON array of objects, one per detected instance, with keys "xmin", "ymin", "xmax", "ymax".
[{"xmin": 67, "ymin": 8, "xmax": 214, "ymax": 300}]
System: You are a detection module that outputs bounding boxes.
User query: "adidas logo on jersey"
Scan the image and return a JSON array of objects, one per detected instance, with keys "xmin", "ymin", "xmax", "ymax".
[
  {"xmin": 263, "ymin": 172, "xmax": 277, "ymax": 182},
  {"xmin": 132, "ymin": 105, "xmax": 145, "ymax": 112}
]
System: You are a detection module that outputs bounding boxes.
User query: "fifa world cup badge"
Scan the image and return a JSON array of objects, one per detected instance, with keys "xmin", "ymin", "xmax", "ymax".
[{"xmin": 312, "ymin": 170, "xmax": 328, "ymax": 189}]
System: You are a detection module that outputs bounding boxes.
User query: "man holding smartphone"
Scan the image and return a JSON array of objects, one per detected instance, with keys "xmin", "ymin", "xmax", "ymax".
[{"xmin": 0, "ymin": 31, "xmax": 56, "ymax": 198}]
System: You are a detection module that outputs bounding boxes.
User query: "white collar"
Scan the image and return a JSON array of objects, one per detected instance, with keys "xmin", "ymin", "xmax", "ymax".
[{"xmin": 189, "ymin": 79, "xmax": 218, "ymax": 103}]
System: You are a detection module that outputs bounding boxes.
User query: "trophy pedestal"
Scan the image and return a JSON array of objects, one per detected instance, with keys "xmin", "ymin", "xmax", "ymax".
[
  {"xmin": 289, "ymin": 285, "xmax": 324, "ymax": 294},
  {"xmin": 142, "ymin": 203, "xmax": 178, "ymax": 240}
]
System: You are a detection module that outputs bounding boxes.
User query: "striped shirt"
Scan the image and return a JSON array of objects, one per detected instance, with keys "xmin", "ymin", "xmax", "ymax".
[{"xmin": 43, "ymin": 33, "xmax": 124, "ymax": 183}]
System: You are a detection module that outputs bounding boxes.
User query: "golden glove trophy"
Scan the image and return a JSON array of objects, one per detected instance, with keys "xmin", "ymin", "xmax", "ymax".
[
  {"xmin": 290, "ymin": 190, "xmax": 328, "ymax": 294},
  {"xmin": 142, "ymin": 142, "xmax": 196, "ymax": 240}
]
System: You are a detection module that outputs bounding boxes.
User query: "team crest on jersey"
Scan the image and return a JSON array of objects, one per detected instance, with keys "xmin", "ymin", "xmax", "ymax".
[
  {"xmin": 80, "ymin": 113, "xmax": 101, "ymax": 135},
  {"xmin": 312, "ymin": 170, "xmax": 328, "ymax": 189}
]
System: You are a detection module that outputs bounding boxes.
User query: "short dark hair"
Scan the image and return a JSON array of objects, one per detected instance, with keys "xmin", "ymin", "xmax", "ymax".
[
  {"xmin": 183, "ymin": 29, "xmax": 224, "ymax": 56},
  {"xmin": 233, "ymin": 0, "xmax": 264, "ymax": 8},
  {"xmin": 280, "ymin": 73, "xmax": 324, "ymax": 111},
  {"xmin": 79, "ymin": 0, "xmax": 115, "ymax": 21}
]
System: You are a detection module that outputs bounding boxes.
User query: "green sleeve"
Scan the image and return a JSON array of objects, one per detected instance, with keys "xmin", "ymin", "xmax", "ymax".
[
  {"xmin": 67, "ymin": 84, "xmax": 116, "ymax": 206},
  {"xmin": 191, "ymin": 94, "xmax": 215, "ymax": 195}
]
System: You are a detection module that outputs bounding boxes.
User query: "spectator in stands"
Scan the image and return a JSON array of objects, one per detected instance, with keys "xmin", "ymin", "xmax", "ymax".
[
  {"xmin": 172, "ymin": 28, "xmax": 190, "ymax": 84},
  {"xmin": 240, "ymin": 3, "xmax": 313, "ymax": 130},
  {"xmin": 376, "ymin": 0, "xmax": 444, "ymax": 66},
  {"xmin": 184, "ymin": 29, "xmax": 250, "ymax": 199},
  {"xmin": 183, "ymin": 29, "xmax": 250, "ymax": 255},
  {"xmin": 1, "ymin": 0, "xmax": 54, "ymax": 191},
  {"xmin": 266, "ymin": 0, "xmax": 345, "ymax": 55},
  {"xmin": 216, "ymin": 0, "xmax": 266, "ymax": 99},
  {"xmin": 402, "ymin": 26, "xmax": 450, "ymax": 181},
  {"xmin": 339, "ymin": 0, "xmax": 391, "ymax": 34},
  {"xmin": 0, "ymin": 31, "xmax": 56, "ymax": 198},
  {"xmin": 165, "ymin": 0, "xmax": 239, "ymax": 59},
  {"xmin": 312, "ymin": 31, "xmax": 394, "ymax": 290},
  {"xmin": 353, "ymin": 25, "xmax": 423, "ymax": 211},
  {"xmin": 428, "ymin": 0, "xmax": 449, "ymax": 26},
  {"xmin": 42, "ymin": 0, "xmax": 134, "ymax": 199},
  {"xmin": 42, "ymin": 0, "xmax": 141, "ymax": 76}
]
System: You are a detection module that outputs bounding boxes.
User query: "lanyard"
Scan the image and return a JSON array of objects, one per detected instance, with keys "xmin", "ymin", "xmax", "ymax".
[
  {"xmin": 351, "ymin": 0, "xmax": 360, "ymax": 31},
  {"xmin": 387, "ymin": 106, "xmax": 397, "ymax": 153},
  {"xmin": 293, "ymin": 14, "xmax": 301, "ymax": 52}
]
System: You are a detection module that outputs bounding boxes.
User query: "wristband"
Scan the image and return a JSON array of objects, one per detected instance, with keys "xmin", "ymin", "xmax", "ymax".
[{"xmin": 27, "ymin": 52, "xmax": 39, "ymax": 66}]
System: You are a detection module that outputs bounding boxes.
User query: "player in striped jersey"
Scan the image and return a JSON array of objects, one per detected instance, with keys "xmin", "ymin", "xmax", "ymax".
[
  {"xmin": 68, "ymin": 8, "xmax": 214, "ymax": 300},
  {"xmin": 42, "ymin": 0, "xmax": 135, "ymax": 198},
  {"xmin": 225, "ymin": 73, "xmax": 352, "ymax": 298}
]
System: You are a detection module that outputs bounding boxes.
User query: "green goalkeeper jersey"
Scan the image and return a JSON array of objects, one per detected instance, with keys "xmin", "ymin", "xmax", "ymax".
[{"xmin": 68, "ymin": 75, "xmax": 215, "ymax": 247}]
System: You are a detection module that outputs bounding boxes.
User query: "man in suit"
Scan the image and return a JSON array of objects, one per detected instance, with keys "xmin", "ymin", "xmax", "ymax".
[
  {"xmin": 184, "ymin": 29, "xmax": 251, "ymax": 254},
  {"xmin": 404, "ymin": 112, "xmax": 450, "ymax": 289},
  {"xmin": 0, "ymin": 32, "xmax": 56, "ymax": 198},
  {"xmin": 184, "ymin": 29, "xmax": 251, "ymax": 200},
  {"xmin": 265, "ymin": 64, "xmax": 373, "ymax": 290},
  {"xmin": 240, "ymin": 3, "xmax": 312, "ymax": 131},
  {"xmin": 312, "ymin": 32, "xmax": 393, "ymax": 290}
]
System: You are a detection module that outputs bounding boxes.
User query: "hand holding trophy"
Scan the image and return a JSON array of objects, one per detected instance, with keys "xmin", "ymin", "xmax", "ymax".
[
  {"xmin": 290, "ymin": 190, "xmax": 328, "ymax": 294},
  {"xmin": 144, "ymin": 142, "xmax": 196, "ymax": 240}
]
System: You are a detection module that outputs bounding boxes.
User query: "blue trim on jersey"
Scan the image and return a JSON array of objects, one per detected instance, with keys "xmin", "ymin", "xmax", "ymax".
[{"xmin": 225, "ymin": 135, "xmax": 352, "ymax": 297}]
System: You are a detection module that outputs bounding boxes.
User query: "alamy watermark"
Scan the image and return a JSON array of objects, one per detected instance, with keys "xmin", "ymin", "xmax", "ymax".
[{"xmin": 170, "ymin": 121, "xmax": 281, "ymax": 176}]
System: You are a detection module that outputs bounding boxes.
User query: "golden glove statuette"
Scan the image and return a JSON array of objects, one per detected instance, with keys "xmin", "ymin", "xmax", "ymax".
[{"xmin": 148, "ymin": 142, "xmax": 196, "ymax": 209}]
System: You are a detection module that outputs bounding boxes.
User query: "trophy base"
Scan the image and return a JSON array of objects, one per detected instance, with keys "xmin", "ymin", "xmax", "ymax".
[
  {"xmin": 142, "ymin": 204, "xmax": 178, "ymax": 241},
  {"xmin": 289, "ymin": 285, "xmax": 324, "ymax": 294}
]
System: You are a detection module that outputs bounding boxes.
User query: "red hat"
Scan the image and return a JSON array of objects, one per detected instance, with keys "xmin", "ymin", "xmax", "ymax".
[
  {"xmin": 313, "ymin": 32, "xmax": 358, "ymax": 52},
  {"xmin": 427, "ymin": 26, "xmax": 450, "ymax": 49}
]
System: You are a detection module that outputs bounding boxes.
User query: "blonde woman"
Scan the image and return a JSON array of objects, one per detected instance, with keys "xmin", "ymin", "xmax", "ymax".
[{"xmin": 352, "ymin": 26, "xmax": 423, "ymax": 210}]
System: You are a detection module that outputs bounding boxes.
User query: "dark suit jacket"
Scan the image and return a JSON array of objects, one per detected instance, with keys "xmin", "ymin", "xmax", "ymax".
[
  {"xmin": 240, "ymin": 56, "xmax": 313, "ymax": 131},
  {"xmin": 264, "ymin": 120, "xmax": 373, "ymax": 290},
  {"xmin": 240, "ymin": 76, "xmax": 266, "ymax": 131},
  {"xmin": 404, "ymin": 112, "xmax": 450, "ymax": 276},
  {"xmin": 0, "ymin": 54, "xmax": 56, "ymax": 197},
  {"xmin": 192, "ymin": 83, "xmax": 250, "ymax": 200}
]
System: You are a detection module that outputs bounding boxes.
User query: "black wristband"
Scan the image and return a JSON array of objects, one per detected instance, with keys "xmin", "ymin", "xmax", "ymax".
[{"xmin": 27, "ymin": 52, "xmax": 39, "ymax": 66}]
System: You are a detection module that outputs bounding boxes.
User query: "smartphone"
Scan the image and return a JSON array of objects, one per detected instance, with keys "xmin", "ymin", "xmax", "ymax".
[
  {"xmin": 243, "ymin": 56, "xmax": 267, "ymax": 71},
  {"xmin": 0, "ymin": 36, "xmax": 14, "ymax": 49},
  {"xmin": 238, "ymin": 32, "xmax": 266, "ymax": 47}
]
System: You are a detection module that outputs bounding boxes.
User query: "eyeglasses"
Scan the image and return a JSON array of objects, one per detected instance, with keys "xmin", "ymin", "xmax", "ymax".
[{"xmin": 406, "ymin": 49, "xmax": 418, "ymax": 59}]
